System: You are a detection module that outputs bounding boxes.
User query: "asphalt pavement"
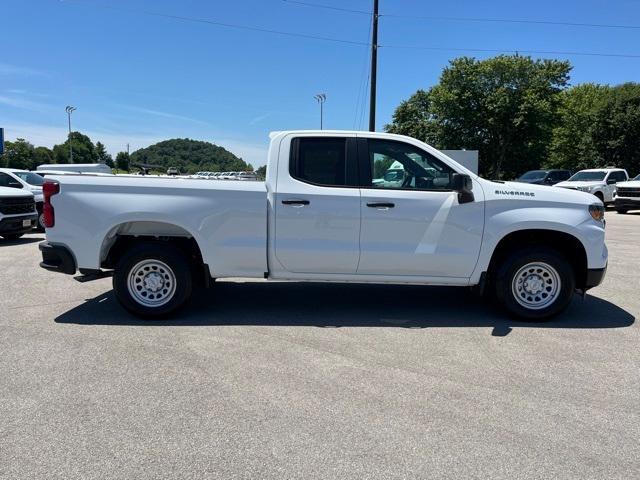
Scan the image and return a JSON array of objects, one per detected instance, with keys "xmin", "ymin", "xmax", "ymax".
[{"xmin": 1, "ymin": 213, "xmax": 638, "ymax": 479}]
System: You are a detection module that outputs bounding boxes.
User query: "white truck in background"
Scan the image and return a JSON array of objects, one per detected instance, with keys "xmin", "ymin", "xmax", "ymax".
[{"xmin": 39, "ymin": 131, "xmax": 608, "ymax": 320}]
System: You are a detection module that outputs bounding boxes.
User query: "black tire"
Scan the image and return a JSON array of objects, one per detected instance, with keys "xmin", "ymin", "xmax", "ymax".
[
  {"xmin": 1, "ymin": 233, "xmax": 24, "ymax": 240},
  {"xmin": 616, "ymin": 208, "xmax": 628, "ymax": 214},
  {"xmin": 494, "ymin": 247, "xmax": 575, "ymax": 321},
  {"xmin": 35, "ymin": 212, "xmax": 46, "ymax": 232},
  {"xmin": 113, "ymin": 242, "xmax": 193, "ymax": 319}
]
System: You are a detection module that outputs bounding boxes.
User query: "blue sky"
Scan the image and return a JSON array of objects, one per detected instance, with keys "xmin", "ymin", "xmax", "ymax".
[{"xmin": 1, "ymin": 0, "xmax": 639, "ymax": 166}]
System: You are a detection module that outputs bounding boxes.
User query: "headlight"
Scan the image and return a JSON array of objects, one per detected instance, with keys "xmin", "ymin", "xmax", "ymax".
[{"xmin": 589, "ymin": 204, "xmax": 605, "ymax": 222}]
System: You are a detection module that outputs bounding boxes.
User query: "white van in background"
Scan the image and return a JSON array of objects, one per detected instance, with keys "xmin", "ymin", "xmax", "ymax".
[{"xmin": 36, "ymin": 163, "xmax": 112, "ymax": 175}]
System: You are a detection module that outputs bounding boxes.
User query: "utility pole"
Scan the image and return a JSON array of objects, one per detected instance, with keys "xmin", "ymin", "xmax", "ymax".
[
  {"xmin": 65, "ymin": 106, "xmax": 76, "ymax": 162},
  {"xmin": 314, "ymin": 93, "xmax": 326, "ymax": 129},
  {"xmin": 368, "ymin": 0, "xmax": 379, "ymax": 132}
]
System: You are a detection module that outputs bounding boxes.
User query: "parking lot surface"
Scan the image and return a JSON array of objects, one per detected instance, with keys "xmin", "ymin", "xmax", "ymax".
[{"xmin": 1, "ymin": 213, "xmax": 639, "ymax": 479}]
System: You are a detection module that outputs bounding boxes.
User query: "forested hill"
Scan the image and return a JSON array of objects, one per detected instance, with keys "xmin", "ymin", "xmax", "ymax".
[{"xmin": 130, "ymin": 138, "xmax": 250, "ymax": 173}]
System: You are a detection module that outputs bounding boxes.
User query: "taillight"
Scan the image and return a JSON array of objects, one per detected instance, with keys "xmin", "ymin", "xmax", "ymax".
[{"xmin": 42, "ymin": 180, "xmax": 60, "ymax": 228}]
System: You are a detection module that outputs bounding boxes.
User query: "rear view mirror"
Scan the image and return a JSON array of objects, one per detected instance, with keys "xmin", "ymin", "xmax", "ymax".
[{"xmin": 451, "ymin": 173, "xmax": 474, "ymax": 204}]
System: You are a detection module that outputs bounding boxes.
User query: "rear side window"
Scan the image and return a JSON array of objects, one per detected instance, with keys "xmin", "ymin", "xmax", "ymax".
[{"xmin": 290, "ymin": 137, "xmax": 349, "ymax": 187}]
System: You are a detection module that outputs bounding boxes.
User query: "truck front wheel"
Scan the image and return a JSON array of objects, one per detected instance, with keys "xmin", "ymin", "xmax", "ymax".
[
  {"xmin": 113, "ymin": 243, "xmax": 193, "ymax": 319},
  {"xmin": 494, "ymin": 247, "xmax": 575, "ymax": 320}
]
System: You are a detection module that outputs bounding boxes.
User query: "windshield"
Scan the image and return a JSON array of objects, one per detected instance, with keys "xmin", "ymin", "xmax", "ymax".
[
  {"xmin": 12, "ymin": 171, "xmax": 44, "ymax": 186},
  {"xmin": 568, "ymin": 171, "xmax": 606, "ymax": 181},
  {"xmin": 634, "ymin": 174, "xmax": 640, "ymax": 181},
  {"xmin": 518, "ymin": 170, "xmax": 546, "ymax": 181}
]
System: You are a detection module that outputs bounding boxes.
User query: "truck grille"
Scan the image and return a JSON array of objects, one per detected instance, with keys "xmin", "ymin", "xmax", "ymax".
[
  {"xmin": 0, "ymin": 197, "xmax": 36, "ymax": 215},
  {"xmin": 617, "ymin": 187, "xmax": 640, "ymax": 198}
]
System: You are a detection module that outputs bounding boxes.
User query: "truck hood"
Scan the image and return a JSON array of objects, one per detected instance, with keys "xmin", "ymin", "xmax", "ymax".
[
  {"xmin": 616, "ymin": 180, "xmax": 640, "ymax": 188},
  {"xmin": 554, "ymin": 180, "xmax": 604, "ymax": 189},
  {"xmin": 482, "ymin": 179, "xmax": 600, "ymax": 205},
  {"xmin": 0, "ymin": 186, "xmax": 34, "ymax": 198}
]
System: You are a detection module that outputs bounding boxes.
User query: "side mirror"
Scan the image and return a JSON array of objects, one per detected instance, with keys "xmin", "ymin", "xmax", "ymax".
[
  {"xmin": 7, "ymin": 180, "xmax": 23, "ymax": 189},
  {"xmin": 451, "ymin": 173, "xmax": 474, "ymax": 204},
  {"xmin": 607, "ymin": 178, "xmax": 616, "ymax": 185}
]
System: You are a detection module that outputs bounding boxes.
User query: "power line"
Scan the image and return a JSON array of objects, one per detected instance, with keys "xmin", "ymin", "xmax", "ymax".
[
  {"xmin": 62, "ymin": 0, "xmax": 369, "ymax": 46},
  {"xmin": 283, "ymin": 0, "xmax": 640, "ymax": 30},
  {"xmin": 283, "ymin": 0, "xmax": 370, "ymax": 16},
  {"xmin": 62, "ymin": 1, "xmax": 640, "ymax": 59},
  {"xmin": 382, "ymin": 44, "xmax": 640, "ymax": 59}
]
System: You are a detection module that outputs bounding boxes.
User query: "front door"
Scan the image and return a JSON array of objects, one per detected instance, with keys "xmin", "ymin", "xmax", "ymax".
[
  {"xmin": 357, "ymin": 138, "xmax": 484, "ymax": 279},
  {"xmin": 273, "ymin": 136, "xmax": 361, "ymax": 274}
]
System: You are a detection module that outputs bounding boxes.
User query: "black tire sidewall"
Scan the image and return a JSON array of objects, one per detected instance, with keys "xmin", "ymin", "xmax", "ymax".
[
  {"xmin": 113, "ymin": 243, "xmax": 192, "ymax": 319},
  {"xmin": 495, "ymin": 248, "xmax": 576, "ymax": 321}
]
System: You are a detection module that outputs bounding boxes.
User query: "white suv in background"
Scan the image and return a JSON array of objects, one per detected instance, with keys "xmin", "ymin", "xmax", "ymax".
[
  {"xmin": 613, "ymin": 174, "xmax": 640, "ymax": 214},
  {"xmin": 0, "ymin": 168, "xmax": 45, "ymax": 231},
  {"xmin": 555, "ymin": 168, "xmax": 629, "ymax": 204}
]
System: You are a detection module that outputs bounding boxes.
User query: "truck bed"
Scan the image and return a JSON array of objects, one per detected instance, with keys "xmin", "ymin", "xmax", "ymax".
[{"xmin": 46, "ymin": 175, "xmax": 268, "ymax": 277}]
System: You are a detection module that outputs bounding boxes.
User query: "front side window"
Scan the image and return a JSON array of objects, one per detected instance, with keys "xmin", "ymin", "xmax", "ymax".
[
  {"xmin": 610, "ymin": 171, "xmax": 627, "ymax": 183},
  {"xmin": 0, "ymin": 172, "xmax": 20, "ymax": 188},
  {"xmin": 290, "ymin": 137, "xmax": 348, "ymax": 187},
  {"xmin": 368, "ymin": 140, "xmax": 454, "ymax": 190}
]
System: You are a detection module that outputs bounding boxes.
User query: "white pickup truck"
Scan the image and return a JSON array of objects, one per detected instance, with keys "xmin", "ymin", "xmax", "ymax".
[{"xmin": 39, "ymin": 131, "xmax": 608, "ymax": 320}]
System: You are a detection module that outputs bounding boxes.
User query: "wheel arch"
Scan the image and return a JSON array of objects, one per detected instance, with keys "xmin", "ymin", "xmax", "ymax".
[
  {"xmin": 99, "ymin": 221, "xmax": 209, "ymax": 285},
  {"xmin": 486, "ymin": 229, "xmax": 589, "ymax": 289}
]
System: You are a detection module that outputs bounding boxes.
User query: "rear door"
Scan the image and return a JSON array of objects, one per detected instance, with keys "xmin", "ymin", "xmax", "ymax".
[
  {"xmin": 273, "ymin": 135, "xmax": 361, "ymax": 274},
  {"xmin": 357, "ymin": 138, "xmax": 484, "ymax": 278}
]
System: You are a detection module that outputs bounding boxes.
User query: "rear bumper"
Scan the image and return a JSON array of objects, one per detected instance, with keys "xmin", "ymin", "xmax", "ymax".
[
  {"xmin": 584, "ymin": 266, "xmax": 607, "ymax": 289},
  {"xmin": 39, "ymin": 242, "xmax": 77, "ymax": 275},
  {"xmin": 0, "ymin": 214, "xmax": 37, "ymax": 235},
  {"xmin": 614, "ymin": 197, "xmax": 640, "ymax": 209}
]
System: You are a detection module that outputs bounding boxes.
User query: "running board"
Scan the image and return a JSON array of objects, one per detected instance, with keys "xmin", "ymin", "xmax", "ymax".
[{"xmin": 74, "ymin": 269, "xmax": 113, "ymax": 283}]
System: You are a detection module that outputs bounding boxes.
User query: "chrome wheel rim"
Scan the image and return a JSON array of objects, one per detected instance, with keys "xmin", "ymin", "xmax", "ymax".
[
  {"xmin": 511, "ymin": 262, "xmax": 561, "ymax": 310},
  {"xmin": 127, "ymin": 259, "xmax": 177, "ymax": 308}
]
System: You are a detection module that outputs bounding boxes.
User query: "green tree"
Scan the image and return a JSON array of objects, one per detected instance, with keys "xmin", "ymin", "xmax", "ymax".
[
  {"xmin": 115, "ymin": 151, "xmax": 130, "ymax": 171},
  {"xmin": 130, "ymin": 138, "xmax": 249, "ymax": 174},
  {"xmin": 256, "ymin": 165, "xmax": 267, "ymax": 180},
  {"xmin": 32, "ymin": 146, "xmax": 54, "ymax": 170},
  {"xmin": 95, "ymin": 141, "xmax": 113, "ymax": 167},
  {"xmin": 1, "ymin": 139, "xmax": 34, "ymax": 169},
  {"xmin": 386, "ymin": 55, "xmax": 572, "ymax": 178},
  {"xmin": 52, "ymin": 132, "xmax": 98, "ymax": 164},
  {"xmin": 546, "ymin": 84, "xmax": 610, "ymax": 171},
  {"xmin": 592, "ymin": 83, "xmax": 640, "ymax": 175}
]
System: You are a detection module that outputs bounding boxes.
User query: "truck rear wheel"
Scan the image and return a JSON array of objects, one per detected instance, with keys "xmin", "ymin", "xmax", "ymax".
[
  {"xmin": 494, "ymin": 247, "xmax": 575, "ymax": 320},
  {"xmin": 113, "ymin": 243, "xmax": 192, "ymax": 319}
]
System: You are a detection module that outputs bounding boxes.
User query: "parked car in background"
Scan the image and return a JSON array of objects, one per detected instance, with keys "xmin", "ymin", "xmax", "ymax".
[
  {"xmin": 555, "ymin": 168, "xmax": 629, "ymax": 204},
  {"xmin": 0, "ymin": 187, "xmax": 37, "ymax": 240},
  {"xmin": 0, "ymin": 168, "xmax": 45, "ymax": 231},
  {"xmin": 515, "ymin": 169, "xmax": 572, "ymax": 185},
  {"xmin": 613, "ymin": 174, "xmax": 640, "ymax": 214},
  {"xmin": 37, "ymin": 163, "xmax": 112, "ymax": 175},
  {"xmin": 167, "ymin": 167, "xmax": 180, "ymax": 176},
  {"xmin": 236, "ymin": 172, "xmax": 258, "ymax": 181}
]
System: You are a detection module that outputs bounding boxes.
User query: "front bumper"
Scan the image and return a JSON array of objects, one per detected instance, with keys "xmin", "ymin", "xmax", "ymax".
[
  {"xmin": 39, "ymin": 242, "xmax": 77, "ymax": 275},
  {"xmin": 0, "ymin": 214, "xmax": 37, "ymax": 235},
  {"xmin": 585, "ymin": 266, "xmax": 607, "ymax": 289},
  {"xmin": 614, "ymin": 197, "xmax": 640, "ymax": 209}
]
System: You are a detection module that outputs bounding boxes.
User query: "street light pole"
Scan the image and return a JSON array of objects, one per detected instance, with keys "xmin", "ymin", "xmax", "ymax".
[
  {"xmin": 314, "ymin": 93, "xmax": 326, "ymax": 129},
  {"xmin": 368, "ymin": 0, "xmax": 379, "ymax": 132},
  {"xmin": 65, "ymin": 106, "xmax": 76, "ymax": 163}
]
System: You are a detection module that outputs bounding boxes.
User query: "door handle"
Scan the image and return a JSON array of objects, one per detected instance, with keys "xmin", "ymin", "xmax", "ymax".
[
  {"xmin": 282, "ymin": 199, "xmax": 310, "ymax": 206},
  {"xmin": 366, "ymin": 202, "xmax": 395, "ymax": 209}
]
